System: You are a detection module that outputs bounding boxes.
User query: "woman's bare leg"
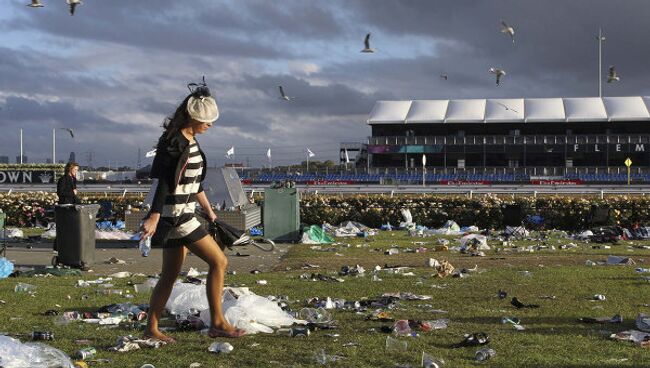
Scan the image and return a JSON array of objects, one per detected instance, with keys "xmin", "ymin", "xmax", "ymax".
[
  {"xmin": 144, "ymin": 246, "xmax": 187, "ymax": 342},
  {"xmin": 185, "ymin": 235, "xmax": 239, "ymax": 333}
]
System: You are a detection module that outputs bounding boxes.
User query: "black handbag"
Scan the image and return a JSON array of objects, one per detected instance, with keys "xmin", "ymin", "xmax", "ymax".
[{"xmin": 208, "ymin": 219, "xmax": 250, "ymax": 251}]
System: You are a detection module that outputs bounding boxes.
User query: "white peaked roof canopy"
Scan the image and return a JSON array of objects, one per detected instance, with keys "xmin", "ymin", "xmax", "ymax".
[
  {"xmin": 367, "ymin": 100, "xmax": 412, "ymax": 124},
  {"xmin": 485, "ymin": 99, "xmax": 524, "ymax": 122},
  {"xmin": 445, "ymin": 99, "xmax": 486, "ymax": 123},
  {"xmin": 563, "ymin": 97, "xmax": 608, "ymax": 122},
  {"xmin": 406, "ymin": 100, "xmax": 449, "ymax": 123},
  {"xmin": 367, "ymin": 96, "xmax": 650, "ymax": 124},
  {"xmin": 524, "ymin": 98, "xmax": 565, "ymax": 122},
  {"xmin": 605, "ymin": 97, "xmax": 650, "ymax": 121}
]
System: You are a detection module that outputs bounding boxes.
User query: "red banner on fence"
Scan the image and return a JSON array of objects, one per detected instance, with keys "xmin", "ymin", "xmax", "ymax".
[
  {"xmin": 530, "ymin": 179, "xmax": 584, "ymax": 185},
  {"xmin": 306, "ymin": 180, "xmax": 354, "ymax": 185},
  {"xmin": 439, "ymin": 180, "xmax": 491, "ymax": 185}
]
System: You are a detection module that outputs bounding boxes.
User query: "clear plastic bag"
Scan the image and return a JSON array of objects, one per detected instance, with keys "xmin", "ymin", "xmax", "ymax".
[{"xmin": 0, "ymin": 335, "xmax": 74, "ymax": 368}]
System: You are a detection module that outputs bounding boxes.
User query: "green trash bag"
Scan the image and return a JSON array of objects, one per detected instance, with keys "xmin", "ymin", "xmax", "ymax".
[{"xmin": 303, "ymin": 225, "xmax": 334, "ymax": 244}]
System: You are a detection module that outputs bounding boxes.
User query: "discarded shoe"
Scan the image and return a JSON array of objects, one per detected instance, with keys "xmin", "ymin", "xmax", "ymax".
[
  {"xmin": 511, "ymin": 297, "xmax": 539, "ymax": 309},
  {"xmin": 579, "ymin": 314, "xmax": 623, "ymax": 324},
  {"xmin": 452, "ymin": 332, "xmax": 490, "ymax": 348}
]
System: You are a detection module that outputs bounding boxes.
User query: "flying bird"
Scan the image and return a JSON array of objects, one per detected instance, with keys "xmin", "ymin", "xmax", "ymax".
[
  {"xmin": 496, "ymin": 101, "xmax": 518, "ymax": 113},
  {"xmin": 278, "ymin": 86, "xmax": 293, "ymax": 101},
  {"xmin": 361, "ymin": 33, "xmax": 374, "ymax": 53},
  {"xmin": 500, "ymin": 20, "xmax": 515, "ymax": 44},
  {"xmin": 61, "ymin": 128, "xmax": 74, "ymax": 138},
  {"xmin": 440, "ymin": 73, "xmax": 448, "ymax": 81},
  {"xmin": 489, "ymin": 67, "xmax": 506, "ymax": 86},
  {"xmin": 26, "ymin": 0, "xmax": 44, "ymax": 7},
  {"xmin": 66, "ymin": 0, "xmax": 82, "ymax": 15},
  {"xmin": 607, "ymin": 65, "xmax": 620, "ymax": 83}
]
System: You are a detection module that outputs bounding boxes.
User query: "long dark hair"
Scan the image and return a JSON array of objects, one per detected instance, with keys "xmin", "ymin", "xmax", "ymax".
[
  {"xmin": 158, "ymin": 77, "xmax": 212, "ymax": 148},
  {"xmin": 64, "ymin": 161, "xmax": 78, "ymax": 175}
]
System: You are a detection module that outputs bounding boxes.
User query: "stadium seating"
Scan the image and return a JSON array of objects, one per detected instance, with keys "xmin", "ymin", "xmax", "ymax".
[{"xmin": 244, "ymin": 170, "xmax": 650, "ymax": 184}]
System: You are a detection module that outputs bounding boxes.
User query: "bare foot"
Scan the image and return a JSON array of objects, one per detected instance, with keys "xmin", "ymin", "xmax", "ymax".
[
  {"xmin": 143, "ymin": 329, "xmax": 177, "ymax": 343},
  {"xmin": 207, "ymin": 326, "xmax": 246, "ymax": 338}
]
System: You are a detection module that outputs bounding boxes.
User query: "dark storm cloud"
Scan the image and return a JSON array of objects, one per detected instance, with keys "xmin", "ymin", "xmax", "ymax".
[
  {"xmin": 242, "ymin": 74, "xmax": 388, "ymax": 116},
  {"xmin": 0, "ymin": 95, "xmax": 128, "ymax": 133},
  {"xmin": 4, "ymin": 0, "xmax": 650, "ymax": 166},
  {"xmin": 0, "ymin": 47, "xmax": 124, "ymax": 98},
  {"xmin": 195, "ymin": 1, "xmax": 344, "ymax": 41},
  {"xmin": 4, "ymin": 0, "xmax": 344, "ymax": 61},
  {"xmin": 4, "ymin": 1, "xmax": 281, "ymax": 59},
  {"xmin": 344, "ymin": 0, "xmax": 650, "ymax": 97}
]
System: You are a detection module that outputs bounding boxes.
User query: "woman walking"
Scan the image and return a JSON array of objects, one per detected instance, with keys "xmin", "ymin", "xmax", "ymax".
[{"xmin": 141, "ymin": 80, "xmax": 245, "ymax": 342}]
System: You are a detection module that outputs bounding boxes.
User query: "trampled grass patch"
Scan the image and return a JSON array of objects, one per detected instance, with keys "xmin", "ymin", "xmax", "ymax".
[{"xmin": 2, "ymin": 232, "xmax": 650, "ymax": 367}]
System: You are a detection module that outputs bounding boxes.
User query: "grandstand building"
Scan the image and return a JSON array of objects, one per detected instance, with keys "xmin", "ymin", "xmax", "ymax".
[{"xmin": 363, "ymin": 97, "xmax": 650, "ymax": 182}]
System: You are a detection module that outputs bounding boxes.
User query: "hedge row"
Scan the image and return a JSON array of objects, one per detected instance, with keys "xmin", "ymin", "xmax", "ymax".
[
  {"xmin": 300, "ymin": 194, "xmax": 646, "ymax": 230},
  {"xmin": 1, "ymin": 192, "xmax": 648, "ymax": 230}
]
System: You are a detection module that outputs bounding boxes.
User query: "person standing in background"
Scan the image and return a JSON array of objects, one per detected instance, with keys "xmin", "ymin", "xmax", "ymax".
[{"xmin": 57, "ymin": 162, "xmax": 80, "ymax": 204}]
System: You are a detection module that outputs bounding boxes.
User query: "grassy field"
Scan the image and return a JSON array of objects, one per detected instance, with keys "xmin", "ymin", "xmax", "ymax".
[{"xmin": 2, "ymin": 231, "xmax": 650, "ymax": 367}]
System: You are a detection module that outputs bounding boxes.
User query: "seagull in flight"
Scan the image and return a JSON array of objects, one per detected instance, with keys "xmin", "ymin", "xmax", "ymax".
[
  {"xmin": 489, "ymin": 67, "xmax": 506, "ymax": 86},
  {"xmin": 361, "ymin": 33, "xmax": 374, "ymax": 53},
  {"xmin": 496, "ymin": 101, "xmax": 518, "ymax": 113},
  {"xmin": 607, "ymin": 65, "xmax": 620, "ymax": 83},
  {"xmin": 27, "ymin": 0, "xmax": 44, "ymax": 7},
  {"xmin": 66, "ymin": 0, "xmax": 82, "ymax": 15},
  {"xmin": 440, "ymin": 73, "xmax": 448, "ymax": 81},
  {"xmin": 61, "ymin": 128, "xmax": 74, "ymax": 138},
  {"xmin": 278, "ymin": 86, "xmax": 293, "ymax": 101},
  {"xmin": 500, "ymin": 20, "xmax": 515, "ymax": 44}
]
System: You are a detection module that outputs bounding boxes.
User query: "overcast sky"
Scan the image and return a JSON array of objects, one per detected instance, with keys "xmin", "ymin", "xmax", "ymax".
[{"xmin": 1, "ymin": 0, "xmax": 649, "ymax": 168}]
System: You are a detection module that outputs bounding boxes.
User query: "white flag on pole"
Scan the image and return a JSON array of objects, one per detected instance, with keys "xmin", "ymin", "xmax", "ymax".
[
  {"xmin": 226, "ymin": 146, "xmax": 235, "ymax": 158},
  {"xmin": 145, "ymin": 149, "xmax": 157, "ymax": 158},
  {"xmin": 266, "ymin": 148, "xmax": 272, "ymax": 160},
  {"xmin": 344, "ymin": 149, "xmax": 350, "ymax": 163},
  {"xmin": 307, "ymin": 148, "xmax": 315, "ymax": 158}
]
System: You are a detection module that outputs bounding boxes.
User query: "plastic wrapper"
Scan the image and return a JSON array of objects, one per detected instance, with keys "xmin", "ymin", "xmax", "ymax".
[
  {"xmin": 165, "ymin": 284, "xmax": 301, "ymax": 334},
  {"xmin": 0, "ymin": 258, "xmax": 14, "ymax": 279},
  {"xmin": 0, "ymin": 335, "xmax": 74, "ymax": 368}
]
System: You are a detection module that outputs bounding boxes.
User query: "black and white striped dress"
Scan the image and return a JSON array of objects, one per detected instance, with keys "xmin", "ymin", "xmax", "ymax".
[{"xmin": 155, "ymin": 141, "xmax": 209, "ymax": 248}]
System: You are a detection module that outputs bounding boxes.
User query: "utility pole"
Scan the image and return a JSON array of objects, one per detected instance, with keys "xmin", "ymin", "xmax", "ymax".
[
  {"xmin": 52, "ymin": 128, "xmax": 56, "ymax": 164},
  {"xmin": 19, "ymin": 129, "xmax": 23, "ymax": 164},
  {"xmin": 597, "ymin": 28, "xmax": 605, "ymax": 98}
]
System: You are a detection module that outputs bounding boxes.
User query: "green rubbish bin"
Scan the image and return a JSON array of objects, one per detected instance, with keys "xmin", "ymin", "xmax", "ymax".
[
  {"xmin": 263, "ymin": 188, "xmax": 300, "ymax": 242},
  {"xmin": 54, "ymin": 204, "xmax": 100, "ymax": 269}
]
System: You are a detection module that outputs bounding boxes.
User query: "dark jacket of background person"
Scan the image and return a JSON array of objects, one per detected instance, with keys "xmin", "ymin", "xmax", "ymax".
[{"xmin": 57, "ymin": 174, "xmax": 79, "ymax": 204}]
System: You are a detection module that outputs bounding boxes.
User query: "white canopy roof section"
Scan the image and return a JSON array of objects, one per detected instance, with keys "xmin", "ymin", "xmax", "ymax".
[
  {"xmin": 367, "ymin": 96, "xmax": 650, "ymax": 124},
  {"xmin": 485, "ymin": 99, "xmax": 524, "ymax": 122},
  {"xmin": 405, "ymin": 100, "xmax": 449, "ymax": 123},
  {"xmin": 367, "ymin": 100, "xmax": 412, "ymax": 124},
  {"xmin": 563, "ymin": 97, "xmax": 608, "ymax": 122},
  {"xmin": 605, "ymin": 96, "xmax": 650, "ymax": 121},
  {"xmin": 445, "ymin": 99, "xmax": 486, "ymax": 123},
  {"xmin": 524, "ymin": 98, "xmax": 565, "ymax": 122}
]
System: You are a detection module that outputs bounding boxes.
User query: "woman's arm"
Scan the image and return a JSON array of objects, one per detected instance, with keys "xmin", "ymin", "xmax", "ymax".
[
  {"xmin": 196, "ymin": 190, "xmax": 217, "ymax": 222},
  {"xmin": 141, "ymin": 177, "xmax": 170, "ymax": 238}
]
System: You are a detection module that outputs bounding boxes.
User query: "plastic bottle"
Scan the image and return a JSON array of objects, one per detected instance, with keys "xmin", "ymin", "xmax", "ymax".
[
  {"xmin": 139, "ymin": 236, "xmax": 151, "ymax": 257},
  {"xmin": 31, "ymin": 331, "xmax": 54, "ymax": 341},
  {"xmin": 74, "ymin": 347, "xmax": 97, "ymax": 360},
  {"xmin": 475, "ymin": 348, "xmax": 496, "ymax": 361},
  {"xmin": 14, "ymin": 282, "xmax": 37, "ymax": 293},
  {"xmin": 277, "ymin": 326, "xmax": 310, "ymax": 337}
]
